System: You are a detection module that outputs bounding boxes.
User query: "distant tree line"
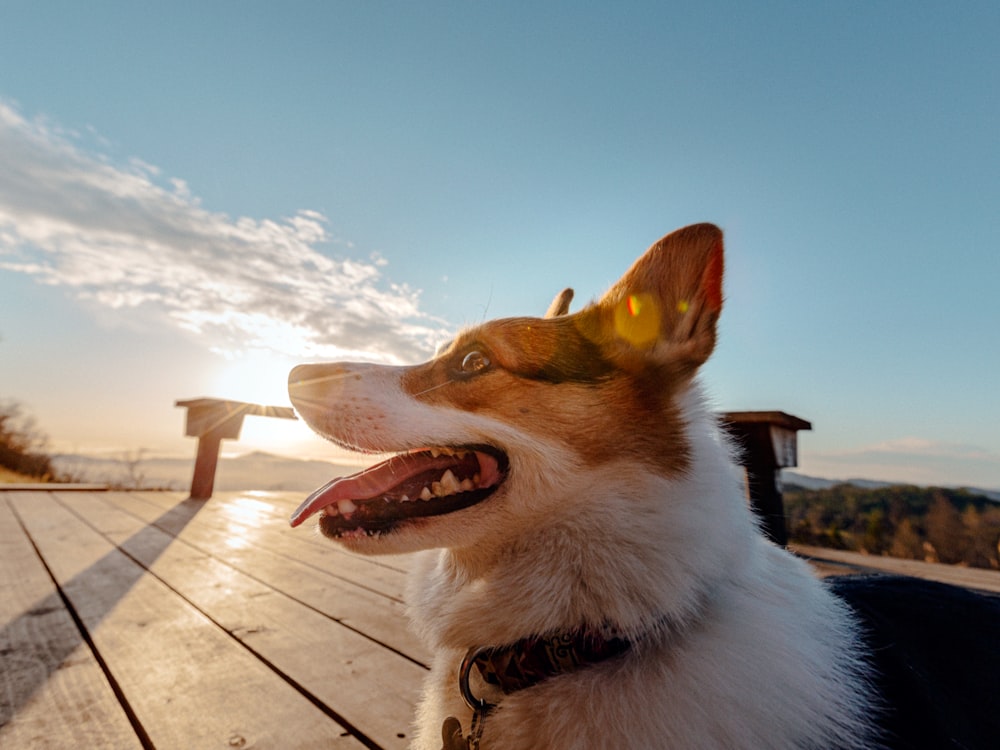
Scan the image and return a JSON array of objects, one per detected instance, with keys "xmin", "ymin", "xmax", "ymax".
[
  {"xmin": 785, "ymin": 483, "xmax": 1000, "ymax": 570},
  {"xmin": 2, "ymin": 399, "xmax": 162, "ymax": 489},
  {"xmin": 0, "ymin": 400, "xmax": 62, "ymax": 480}
]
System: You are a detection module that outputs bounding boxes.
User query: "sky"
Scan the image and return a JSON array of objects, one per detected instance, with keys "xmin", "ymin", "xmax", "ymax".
[{"xmin": 0, "ymin": 2, "xmax": 998, "ymax": 489}]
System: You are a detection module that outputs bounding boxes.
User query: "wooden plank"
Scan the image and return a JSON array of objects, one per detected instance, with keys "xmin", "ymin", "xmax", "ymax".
[
  {"xmin": 103, "ymin": 492, "xmax": 430, "ymax": 664},
  {"xmin": 794, "ymin": 544, "xmax": 1000, "ymax": 593},
  {"xmin": 124, "ymin": 491, "xmax": 419, "ymax": 641},
  {"xmin": 0, "ymin": 494, "xmax": 143, "ymax": 750},
  {"xmin": 128, "ymin": 490, "xmax": 412, "ymax": 603},
  {"xmin": 9, "ymin": 492, "xmax": 365, "ymax": 750},
  {"xmin": 61, "ymin": 492, "xmax": 426, "ymax": 749},
  {"xmin": 133, "ymin": 491, "xmax": 415, "ymax": 602},
  {"xmin": 0, "ymin": 484, "xmax": 108, "ymax": 491},
  {"xmin": 142, "ymin": 490, "xmax": 416, "ymax": 598}
]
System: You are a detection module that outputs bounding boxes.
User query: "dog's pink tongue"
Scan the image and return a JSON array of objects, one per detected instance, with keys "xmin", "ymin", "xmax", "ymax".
[
  {"xmin": 288, "ymin": 450, "xmax": 501, "ymax": 528},
  {"xmin": 289, "ymin": 466, "xmax": 394, "ymax": 528}
]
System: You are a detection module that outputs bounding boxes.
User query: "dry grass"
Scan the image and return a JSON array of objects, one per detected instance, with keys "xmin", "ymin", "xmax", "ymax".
[{"xmin": 0, "ymin": 465, "xmax": 43, "ymax": 483}]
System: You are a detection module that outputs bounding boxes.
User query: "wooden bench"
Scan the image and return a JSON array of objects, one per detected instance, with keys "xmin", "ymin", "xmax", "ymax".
[
  {"xmin": 175, "ymin": 398, "xmax": 296, "ymax": 500},
  {"xmin": 721, "ymin": 411, "xmax": 812, "ymax": 546}
]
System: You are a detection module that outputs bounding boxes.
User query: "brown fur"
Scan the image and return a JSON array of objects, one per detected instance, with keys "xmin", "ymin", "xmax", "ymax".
[{"xmin": 288, "ymin": 223, "xmax": 882, "ymax": 749}]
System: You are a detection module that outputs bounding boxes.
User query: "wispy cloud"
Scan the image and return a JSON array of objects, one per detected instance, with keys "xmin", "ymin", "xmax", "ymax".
[
  {"xmin": 802, "ymin": 438, "xmax": 1000, "ymax": 489},
  {"xmin": 0, "ymin": 100, "xmax": 447, "ymax": 362}
]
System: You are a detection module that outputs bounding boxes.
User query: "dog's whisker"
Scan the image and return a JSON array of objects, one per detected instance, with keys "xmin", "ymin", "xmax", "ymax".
[
  {"xmin": 287, "ymin": 395, "xmax": 334, "ymax": 412},
  {"xmin": 289, "ymin": 371, "xmax": 357, "ymax": 389},
  {"xmin": 479, "ymin": 284, "xmax": 494, "ymax": 322},
  {"xmin": 411, "ymin": 380, "xmax": 453, "ymax": 398}
]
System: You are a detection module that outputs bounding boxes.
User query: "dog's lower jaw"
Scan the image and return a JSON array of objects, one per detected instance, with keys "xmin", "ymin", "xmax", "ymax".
[{"xmin": 406, "ymin": 430, "xmax": 761, "ymax": 651}]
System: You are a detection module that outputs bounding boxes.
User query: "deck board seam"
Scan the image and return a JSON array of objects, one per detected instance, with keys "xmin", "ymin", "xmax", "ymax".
[
  {"xmin": 131, "ymin": 492, "xmax": 410, "ymax": 604},
  {"xmin": 95, "ymin": 493, "xmax": 429, "ymax": 668},
  {"xmin": 52, "ymin": 493, "xmax": 423, "ymax": 748},
  {"xmin": 7, "ymin": 496, "xmax": 156, "ymax": 750},
  {"xmin": 51, "ymin": 493, "xmax": 389, "ymax": 749}
]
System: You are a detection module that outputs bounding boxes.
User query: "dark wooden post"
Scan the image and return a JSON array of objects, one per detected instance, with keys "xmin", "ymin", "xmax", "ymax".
[
  {"xmin": 176, "ymin": 398, "xmax": 296, "ymax": 500},
  {"xmin": 720, "ymin": 411, "xmax": 811, "ymax": 546}
]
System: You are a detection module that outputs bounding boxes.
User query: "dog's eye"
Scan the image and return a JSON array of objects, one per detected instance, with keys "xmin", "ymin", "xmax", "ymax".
[{"xmin": 458, "ymin": 350, "xmax": 491, "ymax": 375}]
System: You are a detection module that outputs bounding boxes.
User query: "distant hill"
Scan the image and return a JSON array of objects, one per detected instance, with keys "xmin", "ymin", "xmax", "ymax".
[
  {"xmin": 784, "ymin": 472, "xmax": 890, "ymax": 491},
  {"xmin": 53, "ymin": 451, "xmax": 365, "ymax": 493},
  {"xmin": 784, "ymin": 471, "xmax": 1000, "ymax": 502}
]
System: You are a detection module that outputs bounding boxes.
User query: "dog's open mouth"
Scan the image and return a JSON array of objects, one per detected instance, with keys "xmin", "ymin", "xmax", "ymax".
[{"xmin": 289, "ymin": 446, "xmax": 508, "ymax": 537}]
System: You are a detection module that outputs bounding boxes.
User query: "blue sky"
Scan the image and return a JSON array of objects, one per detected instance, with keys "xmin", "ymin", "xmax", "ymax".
[{"xmin": 1, "ymin": 2, "xmax": 998, "ymax": 488}]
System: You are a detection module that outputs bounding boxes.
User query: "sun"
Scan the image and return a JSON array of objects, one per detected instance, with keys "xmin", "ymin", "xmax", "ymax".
[
  {"xmin": 212, "ymin": 350, "xmax": 297, "ymax": 408},
  {"xmin": 208, "ymin": 351, "xmax": 358, "ymax": 461},
  {"xmin": 208, "ymin": 351, "xmax": 299, "ymax": 451}
]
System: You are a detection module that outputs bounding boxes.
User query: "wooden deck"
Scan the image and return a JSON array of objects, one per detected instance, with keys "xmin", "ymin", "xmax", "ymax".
[
  {"xmin": 1, "ymin": 489, "xmax": 426, "ymax": 749},
  {"xmin": 3, "ymin": 489, "xmax": 999, "ymax": 749}
]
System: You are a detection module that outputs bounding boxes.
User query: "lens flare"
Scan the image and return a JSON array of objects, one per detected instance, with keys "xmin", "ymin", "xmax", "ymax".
[{"xmin": 614, "ymin": 293, "xmax": 660, "ymax": 346}]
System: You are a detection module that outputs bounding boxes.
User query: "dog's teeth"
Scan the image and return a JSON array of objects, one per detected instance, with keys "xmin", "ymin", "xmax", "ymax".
[
  {"xmin": 420, "ymin": 486, "xmax": 433, "ymax": 501},
  {"xmin": 430, "ymin": 448, "xmax": 442, "ymax": 458},
  {"xmin": 440, "ymin": 469, "xmax": 461, "ymax": 493},
  {"xmin": 337, "ymin": 499, "xmax": 357, "ymax": 517},
  {"xmin": 460, "ymin": 478, "xmax": 474, "ymax": 491},
  {"xmin": 473, "ymin": 473, "xmax": 481, "ymax": 485},
  {"xmin": 431, "ymin": 481, "xmax": 446, "ymax": 498},
  {"xmin": 400, "ymin": 494, "xmax": 411, "ymax": 503}
]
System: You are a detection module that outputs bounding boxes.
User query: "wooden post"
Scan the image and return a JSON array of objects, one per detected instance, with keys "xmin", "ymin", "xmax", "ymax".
[
  {"xmin": 720, "ymin": 411, "xmax": 812, "ymax": 546},
  {"xmin": 190, "ymin": 429, "xmax": 224, "ymax": 500},
  {"xmin": 175, "ymin": 399, "xmax": 296, "ymax": 500}
]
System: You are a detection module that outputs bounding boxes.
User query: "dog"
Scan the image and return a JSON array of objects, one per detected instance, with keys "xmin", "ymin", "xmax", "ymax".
[{"xmin": 288, "ymin": 224, "xmax": 1000, "ymax": 749}]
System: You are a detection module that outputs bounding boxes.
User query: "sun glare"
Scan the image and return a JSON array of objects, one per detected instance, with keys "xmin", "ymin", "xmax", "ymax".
[
  {"xmin": 212, "ymin": 351, "xmax": 297, "ymax": 408},
  {"xmin": 209, "ymin": 351, "xmax": 312, "ymax": 455},
  {"xmin": 207, "ymin": 351, "xmax": 373, "ymax": 463}
]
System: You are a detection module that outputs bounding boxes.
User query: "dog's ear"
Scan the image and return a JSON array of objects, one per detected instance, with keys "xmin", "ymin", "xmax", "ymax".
[
  {"xmin": 544, "ymin": 288, "xmax": 574, "ymax": 318},
  {"xmin": 591, "ymin": 223, "xmax": 724, "ymax": 376}
]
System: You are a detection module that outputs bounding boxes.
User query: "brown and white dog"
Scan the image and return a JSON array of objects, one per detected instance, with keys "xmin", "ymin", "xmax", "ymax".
[{"xmin": 288, "ymin": 224, "xmax": 1000, "ymax": 749}]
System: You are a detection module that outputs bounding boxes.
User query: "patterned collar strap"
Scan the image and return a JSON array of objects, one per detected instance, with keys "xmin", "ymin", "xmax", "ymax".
[{"xmin": 466, "ymin": 628, "xmax": 631, "ymax": 698}]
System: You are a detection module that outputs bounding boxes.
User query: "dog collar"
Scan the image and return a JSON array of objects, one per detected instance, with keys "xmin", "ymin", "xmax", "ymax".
[{"xmin": 459, "ymin": 628, "xmax": 631, "ymax": 709}]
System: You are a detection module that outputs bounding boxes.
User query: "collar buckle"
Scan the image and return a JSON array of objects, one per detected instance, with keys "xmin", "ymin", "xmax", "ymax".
[{"xmin": 459, "ymin": 645, "xmax": 496, "ymax": 711}]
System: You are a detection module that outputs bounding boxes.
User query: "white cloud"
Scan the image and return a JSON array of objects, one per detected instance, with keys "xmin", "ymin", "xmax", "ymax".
[
  {"xmin": 0, "ymin": 100, "xmax": 448, "ymax": 363},
  {"xmin": 801, "ymin": 437, "xmax": 1000, "ymax": 489}
]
